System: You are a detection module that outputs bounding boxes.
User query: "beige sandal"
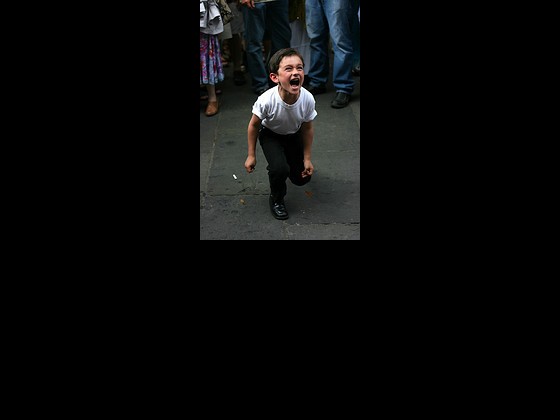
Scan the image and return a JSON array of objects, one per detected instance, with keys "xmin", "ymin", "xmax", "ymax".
[{"xmin": 205, "ymin": 101, "xmax": 219, "ymax": 117}]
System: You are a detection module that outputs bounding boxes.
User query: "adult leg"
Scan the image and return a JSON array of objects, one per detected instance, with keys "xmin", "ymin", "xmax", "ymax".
[
  {"xmin": 242, "ymin": 4, "xmax": 268, "ymax": 94},
  {"xmin": 305, "ymin": 0, "xmax": 330, "ymax": 90},
  {"xmin": 351, "ymin": 0, "xmax": 360, "ymax": 74},
  {"xmin": 205, "ymin": 84, "xmax": 219, "ymax": 116},
  {"xmin": 200, "ymin": 32, "xmax": 223, "ymax": 116},
  {"xmin": 232, "ymin": 34, "xmax": 247, "ymax": 85},
  {"xmin": 324, "ymin": 0, "xmax": 354, "ymax": 95},
  {"xmin": 265, "ymin": 0, "xmax": 292, "ymax": 64},
  {"xmin": 228, "ymin": 1, "xmax": 247, "ymax": 85}
]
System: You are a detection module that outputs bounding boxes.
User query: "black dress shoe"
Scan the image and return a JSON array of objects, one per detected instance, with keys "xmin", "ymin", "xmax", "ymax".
[
  {"xmin": 307, "ymin": 85, "xmax": 326, "ymax": 95},
  {"xmin": 330, "ymin": 92, "xmax": 351, "ymax": 108},
  {"xmin": 269, "ymin": 195, "xmax": 289, "ymax": 220}
]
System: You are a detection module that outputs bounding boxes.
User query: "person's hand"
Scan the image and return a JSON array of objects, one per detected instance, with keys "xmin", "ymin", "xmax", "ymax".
[
  {"xmin": 301, "ymin": 161, "xmax": 314, "ymax": 178},
  {"xmin": 239, "ymin": 0, "xmax": 255, "ymax": 9},
  {"xmin": 245, "ymin": 156, "xmax": 256, "ymax": 173}
]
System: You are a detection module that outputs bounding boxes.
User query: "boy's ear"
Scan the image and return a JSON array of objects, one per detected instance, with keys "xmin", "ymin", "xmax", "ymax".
[{"xmin": 269, "ymin": 73, "xmax": 279, "ymax": 83}]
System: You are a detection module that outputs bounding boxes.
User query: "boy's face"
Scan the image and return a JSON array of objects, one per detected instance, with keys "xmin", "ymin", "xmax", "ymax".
[{"xmin": 270, "ymin": 55, "xmax": 304, "ymax": 96}]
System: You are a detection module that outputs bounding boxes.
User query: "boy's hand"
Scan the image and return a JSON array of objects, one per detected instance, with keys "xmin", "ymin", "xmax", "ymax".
[
  {"xmin": 301, "ymin": 161, "xmax": 314, "ymax": 178},
  {"xmin": 245, "ymin": 156, "xmax": 256, "ymax": 173}
]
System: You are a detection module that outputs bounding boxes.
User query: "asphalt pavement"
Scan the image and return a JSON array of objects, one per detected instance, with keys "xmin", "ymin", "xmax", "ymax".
[{"xmin": 200, "ymin": 61, "xmax": 360, "ymax": 240}]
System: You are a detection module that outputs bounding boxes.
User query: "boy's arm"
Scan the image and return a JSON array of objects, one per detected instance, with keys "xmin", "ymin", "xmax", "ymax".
[
  {"xmin": 300, "ymin": 121, "xmax": 314, "ymax": 177},
  {"xmin": 245, "ymin": 114, "xmax": 261, "ymax": 173}
]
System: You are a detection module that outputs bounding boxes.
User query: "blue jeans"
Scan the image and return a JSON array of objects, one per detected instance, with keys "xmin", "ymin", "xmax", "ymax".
[
  {"xmin": 351, "ymin": 1, "xmax": 360, "ymax": 69},
  {"xmin": 242, "ymin": 0, "xmax": 291, "ymax": 93},
  {"xmin": 305, "ymin": 0, "xmax": 355, "ymax": 94}
]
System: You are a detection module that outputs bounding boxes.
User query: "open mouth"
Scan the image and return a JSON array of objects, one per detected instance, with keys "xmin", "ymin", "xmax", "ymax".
[{"xmin": 289, "ymin": 79, "xmax": 300, "ymax": 88}]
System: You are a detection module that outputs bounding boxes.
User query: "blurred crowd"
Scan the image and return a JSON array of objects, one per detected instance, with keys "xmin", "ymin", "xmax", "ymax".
[{"xmin": 200, "ymin": 0, "xmax": 360, "ymax": 116}]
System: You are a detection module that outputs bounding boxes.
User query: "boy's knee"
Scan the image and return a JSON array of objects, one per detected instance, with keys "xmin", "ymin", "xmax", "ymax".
[
  {"xmin": 269, "ymin": 164, "xmax": 290, "ymax": 179},
  {"xmin": 291, "ymin": 175, "xmax": 311, "ymax": 186}
]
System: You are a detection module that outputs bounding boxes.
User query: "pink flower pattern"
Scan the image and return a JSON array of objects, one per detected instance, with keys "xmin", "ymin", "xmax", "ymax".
[{"xmin": 200, "ymin": 32, "xmax": 225, "ymax": 85}]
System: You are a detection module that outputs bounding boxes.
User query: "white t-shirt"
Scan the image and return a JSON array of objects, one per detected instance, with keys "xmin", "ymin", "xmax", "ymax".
[{"xmin": 251, "ymin": 86, "xmax": 318, "ymax": 135}]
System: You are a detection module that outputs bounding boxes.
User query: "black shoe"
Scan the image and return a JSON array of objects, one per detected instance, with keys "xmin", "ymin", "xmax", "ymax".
[
  {"xmin": 269, "ymin": 195, "xmax": 289, "ymax": 220},
  {"xmin": 233, "ymin": 70, "xmax": 246, "ymax": 86},
  {"xmin": 307, "ymin": 85, "xmax": 326, "ymax": 95},
  {"xmin": 330, "ymin": 92, "xmax": 351, "ymax": 108}
]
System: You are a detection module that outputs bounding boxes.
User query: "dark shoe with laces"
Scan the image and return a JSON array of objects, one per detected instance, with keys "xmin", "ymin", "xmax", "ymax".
[
  {"xmin": 269, "ymin": 195, "xmax": 289, "ymax": 220},
  {"xmin": 307, "ymin": 85, "xmax": 326, "ymax": 95},
  {"xmin": 330, "ymin": 92, "xmax": 351, "ymax": 108}
]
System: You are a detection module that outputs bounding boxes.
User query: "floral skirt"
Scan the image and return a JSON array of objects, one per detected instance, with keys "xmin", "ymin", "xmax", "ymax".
[{"xmin": 200, "ymin": 32, "xmax": 225, "ymax": 86}]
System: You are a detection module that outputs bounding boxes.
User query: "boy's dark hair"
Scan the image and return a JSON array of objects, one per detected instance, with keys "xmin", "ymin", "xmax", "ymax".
[{"xmin": 268, "ymin": 47, "xmax": 305, "ymax": 74}]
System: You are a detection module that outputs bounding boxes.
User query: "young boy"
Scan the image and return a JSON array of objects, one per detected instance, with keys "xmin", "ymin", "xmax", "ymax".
[{"xmin": 244, "ymin": 47, "xmax": 317, "ymax": 220}]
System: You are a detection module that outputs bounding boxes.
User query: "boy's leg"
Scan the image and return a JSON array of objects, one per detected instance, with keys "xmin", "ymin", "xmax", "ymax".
[
  {"xmin": 259, "ymin": 129, "xmax": 289, "ymax": 203},
  {"xmin": 285, "ymin": 133, "xmax": 311, "ymax": 186}
]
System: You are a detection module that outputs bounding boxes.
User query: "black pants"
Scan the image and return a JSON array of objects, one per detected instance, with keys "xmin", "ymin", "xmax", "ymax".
[{"xmin": 259, "ymin": 126, "xmax": 311, "ymax": 202}]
